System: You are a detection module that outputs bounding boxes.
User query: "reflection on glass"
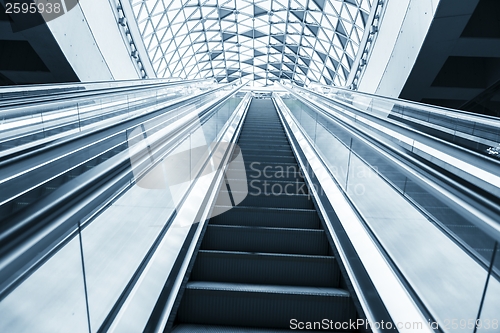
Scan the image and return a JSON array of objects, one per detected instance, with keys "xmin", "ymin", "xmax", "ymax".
[
  {"xmin": 477, "ymin": 243, "xmax": 500, "ymax": 333},
  {"xmin": 80, "ymin": 95, "xmax": 243, "ymax": 331},
  {"xmin": 278, "ymin": 92, "xmax": 500, "ymax": 332},
  {"xmin": 315, "ymin": 122, "xmax": 351, "ymax": 190},
  {"xmin": 0, "ymin": 237, "xmax": 89, "ymax": 333},
  {"xmin": 293, "ymin": 84, "xmax": 500, "ymax": 158},
  {"xmin": 0, "ymin": 80, "xmax": 214, "ymax": 153}
]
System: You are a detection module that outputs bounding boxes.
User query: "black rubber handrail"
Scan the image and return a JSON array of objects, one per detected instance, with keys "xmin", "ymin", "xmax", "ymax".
[
  {"xmin": 294, "ymin": 85, "xmax": 500, "ymax": 159},
  {"xmin": 0, "ymin": 84, "xmax": 230, "ymax": 165},
  {"xmin": 0, "ymin": 79, "xmax": 211, "ymax": 111},
  {"xmin": 0, "ymin": 85, "xmax": 243, "ymax": 301},
  {"xmin": 0, "ymin": 87, "xmax": 229, "ymax": 220},
  {"xmin": 273, "ymin": 97, "xmax": 400, "ymax": 332},
  {"xmin": 284, "ymin": 86, "xmax": 500, "ymax": 255}
]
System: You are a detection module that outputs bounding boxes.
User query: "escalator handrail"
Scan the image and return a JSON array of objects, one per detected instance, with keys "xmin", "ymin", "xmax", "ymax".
[
  {"xmin": 297, "ymin": 85, "xmax": 500, "ymax": 151},
  {"xmin": 273, "ymin": 94, "xmax": 434, "ymax": 333},
  {"xmin": 280, "ymin": 82, "xmax": 500, "ymax": 208},
  {"xmin": 279, "ymin": 85, "xmax": 500, "ymax": 252},
  {"xmin": 107, "ymin": 93, "xmax": 252, "ymax": 333},
  {"xmin": 0, "ymin": 78, "xmax": 214, "ymax": 110},
  {"xmin": 0, "ymin": 83, "xmax": 233, "ymax": 166},
  {"xmin": 304, "ymin": 82, "xmax": 500, "ymax": 125},
  {"xmin": 0, "ymin": 85, "xmax": 242, "ymax": 300},
  {"xmin": 291, "ymin": 84, "xmax": 500, "ymax": 201},
  {"xmin": 0, "ymin": 80, "xmax": 215, "ymax": 148}
]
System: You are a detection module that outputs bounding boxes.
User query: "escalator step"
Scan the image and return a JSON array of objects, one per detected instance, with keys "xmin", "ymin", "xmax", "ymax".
[
  {"xmin": 227, "ymin": 179, "xmax": 309, "ymax": 195},
  {"xmin": 237, "ymin": 143, "xmax": 292, "ymax": 150},
  {"xmin": 239, "ymin": 148, "xmax": 293, "ymax": 157},
  {"xmin": 240, "ymin": 129, "xmax": 285, "ymax": 135},
  {"xmin": 172, "ymin": 324, "xmax": 327, "ymax": 332},
  {"xmin": 243, "ymin": 122, "xmax": 280, "ymax": 127},
  {"xmin": 191, "ymin": 250, "xmax": 339, "ymax": 287},
  {"xmin": 239, "ymin": 128, "xmax": 284, "ymax": 133},
  {"xmin": 201, "ymin": 225, "xmax": 329, "ymax": 255},
  {"xmin": 229, "ymin": 191, "xmax": 314, "ymax": 209},
  {"xmin": 238, "ymin": 138, "xmax": 289, "ymax": 145},
  {"xmin": 229, "ymin": 168, "xmax": 304, "ymax": 181},
  {"xmin": 177, "ymin": 282, "xmax": 355, "ymax": 329},
  {"xmin": 173, "ymin": 99, "xmax": 357, "ymax": 331},
  {"xmin": 234, "ymin": 160, "xmax": 298, "ymax": 168},
  {"xmin": 242, "ymin": 154, "xmax": 296, "ymax": 163},
  {"xmin": 239, "ymin": 131, "xmax": 286, "ymax": 138},
  {"xmin": 210, "ymin": 206, "xmax": 320, "ymax": 229}
]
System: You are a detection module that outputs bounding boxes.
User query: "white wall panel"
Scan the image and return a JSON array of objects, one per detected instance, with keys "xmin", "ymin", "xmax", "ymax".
[
  {"xmin": 358, "ymin": 0, "xmax": 440, "ymax": 97},
  {"xmin": 46, "ymin": 0, "xmax": 140, "ymax": 81}
]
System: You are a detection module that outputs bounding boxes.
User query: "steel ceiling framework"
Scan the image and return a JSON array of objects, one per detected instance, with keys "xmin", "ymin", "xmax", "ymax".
[{"xmin": 132, "ymin": 0, "xmax": 373, "ymax": 86}]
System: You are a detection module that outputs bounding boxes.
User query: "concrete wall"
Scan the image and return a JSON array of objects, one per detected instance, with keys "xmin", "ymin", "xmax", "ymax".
[
  {"xmin": 45, "ymin": 0, "xmax": 144, "ymax": 81},
  {"xmin": 357, "ymin": 0, "xmax": 440, "ymax": 98}
]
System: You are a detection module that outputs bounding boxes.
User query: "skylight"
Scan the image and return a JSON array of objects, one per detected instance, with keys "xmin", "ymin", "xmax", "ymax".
[{"xmin": 132, "ymin": 0, "xmax": 373, "ymax": 86}]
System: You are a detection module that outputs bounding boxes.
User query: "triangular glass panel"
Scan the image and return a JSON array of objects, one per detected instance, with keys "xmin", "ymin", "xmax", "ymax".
[{"xmin": 253, "ymin": 5, "xmax": 267, "ymax": 17}]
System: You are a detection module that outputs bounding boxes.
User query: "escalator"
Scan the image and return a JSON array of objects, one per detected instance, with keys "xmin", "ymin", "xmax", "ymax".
[
  {"xmin": 0, "ymin": 86, "xmax": 242, "ymax": 307},
  {"xmin": 2, "ymin": 83, "xmax": 498, "ymax": 332},
  {"xmin": 170, "ymin": 99, "xmax": 359, "ymax": 331},
  {"xmin": 0, "ymin": 85, "xmax": 229, "ymax": 219}
]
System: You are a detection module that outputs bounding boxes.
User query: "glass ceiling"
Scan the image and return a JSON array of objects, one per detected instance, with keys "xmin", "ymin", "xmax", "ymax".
[{"xmin": 132, "ymin": 0, "xmax": 373, "ymax": 86}]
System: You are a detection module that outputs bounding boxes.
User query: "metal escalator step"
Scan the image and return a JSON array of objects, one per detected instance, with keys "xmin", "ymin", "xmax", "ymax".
[
  {"xmin": 239, "ymin": 136, "xmax": 286, "ymax": 143},
  {"xmin": 238, "ymin": 137, "xmax": 288, "ymax": 144},
  {"xmin": 240, "ymin": 130, "xmax": 284, "ymax": 136},
  {"xmin": 240, "ymin": 129, "xmax": 286, "ymax": 140},
  {"xmin": 240, "ymin": 128, "xmax": 285, "ymax": 134},
  {"xmin": 172, "ymin": 323, "xmax": 340, "ymax": 332},
  {"xmin": 243, "ymin": 119, "xmax": 282, "ymax": 122},
  {"xmin": 225, "ymin": 167, "xmax": 289, "ymax": 179},
  {"xmin": 238, "ymin": 133, "xmax": 286, "ymax": 139},
  {"xmin": 191, "ymin": 250, "xmax": 339, "ymax": 287},
  {"xmin": 226, "ymin": 179, "xmax": 309, "ymax": 195},
  {"xmin": 171, "ymin": 324, "xmax": 354, "ymax": 332},
  {"xmin": 229, "ymin": 168, "xmax": 304, "ymax": 181},
  {"xmin": 229, "ymin": 162, "xmax": 299, "ymax": 174},
  {"xmin": 238, "ymin": 160, "xmax": 299, "ymax": 168},
  {"xmin": 228, "ymin": 190, "xmax": 314, "ymax": 209},
  {"xmin": 201, "ymin": 225, "xmax": 329, "ymax": 255},
  {"xmin": 177, "ymin": 282, "xmax": 356, "ymax": 330},
  {"xmin": 237, "ymin": 143, "xmax": 291, "ymax": 150},
  {"xmin": 243, "ymin": 119, "xmax": 281, "ymax": 123},
  {"xmin": 241, "ymin": 154, "xmax": 296, "ymax": 163},
  {"xmin": 210, "ymin": 206, "xmax": 320, "ymax": 229},
  {"xmin": 236, "ymin": 166, "xmax": 304, "ymax": 178},
  {"xmin": 239, "ymin": 148, "xmax": 293, "ymax": 156},
  {"xmin": 172, "ymin": 100, "xmax": 358, "ymax": 331}
]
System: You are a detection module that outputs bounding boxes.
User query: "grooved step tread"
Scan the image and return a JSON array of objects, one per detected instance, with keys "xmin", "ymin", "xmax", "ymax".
[
  {"xmin": 191, "ymin": 250, "xmax": 339, "ymax": 287},
  {"xmin": 172, "ymin": 324, "xmax": 351, "ymax": 332},
  {"xmin": 177, "ymin": 282, "xmax": 356, "ymax": 329},
  {"xmin": 237, "ymin": 160, "xmax": 299, "ymax": 167},
  {"xmin": 185, "ymin": 281, "xmax": 350, "ymax": 297},
  {"xmin": 210, "ymin": 204, "xmax": 319, "ymax": 230},
  {"xmin": 219, "ymin": 190, "xmax": 314, "ymax": 209},
  {"xmin": 174, "ymin": 99, "xmax": 357, "ymax": 331},
  {"xmin": 202, "ymin": 224, "xmax": 328, "ymax": 255},
  {"xmin": 225, "ymin": 179, "xmax": 309, "ymax": 195},
  {"xmin": 228, "ymin": 169, "xmax": 304, "ymax": 181},
  {"xmin": 239, "ymin": 149, "xmax": 293, "ymax": 156}
]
